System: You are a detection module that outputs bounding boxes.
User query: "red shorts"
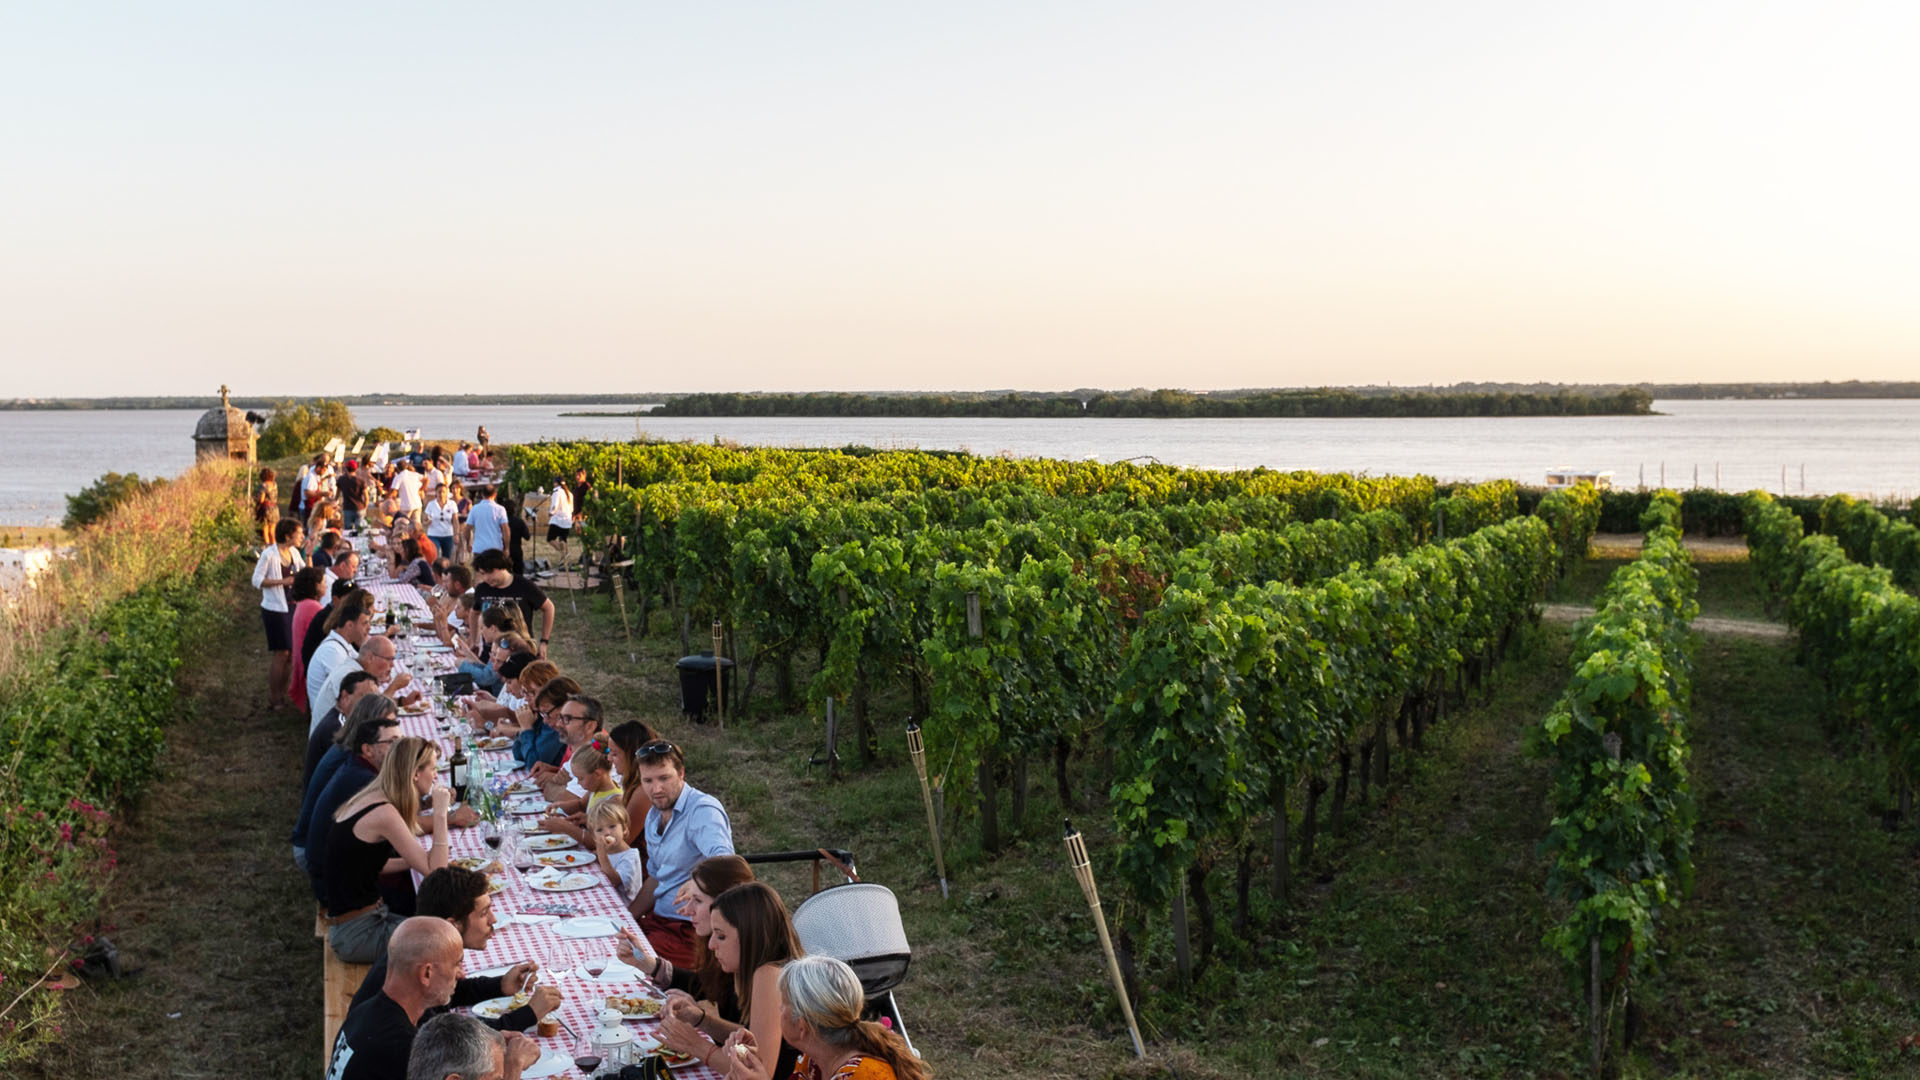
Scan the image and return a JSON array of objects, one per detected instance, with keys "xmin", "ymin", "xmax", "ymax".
[{"xmin": 637, "ymin": 912, "xmax": 699, "ymax": 968}]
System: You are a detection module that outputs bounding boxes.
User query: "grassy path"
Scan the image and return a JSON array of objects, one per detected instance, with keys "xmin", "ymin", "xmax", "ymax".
[{"xmin": 22, "ymin": 586, "xmax": 317, "ymax": 1079}]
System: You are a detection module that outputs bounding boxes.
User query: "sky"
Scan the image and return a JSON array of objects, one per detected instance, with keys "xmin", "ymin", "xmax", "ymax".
[{"xmin": 3, "ymin": 2, "xmax": 1917, "ymax": 397}]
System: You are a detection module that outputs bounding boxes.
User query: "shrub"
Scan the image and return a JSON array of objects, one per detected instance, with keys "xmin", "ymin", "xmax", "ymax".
[
  {"xmin": 61, "ymin": 472, "xmax": 160, "ymax": 530},
  {"xmin": 360, "ymin": 425, "xmax": 404, "ymax": 445},
  {"xmin": 256, "ymin": 399, "xmax": 358, "ymax": 459}
]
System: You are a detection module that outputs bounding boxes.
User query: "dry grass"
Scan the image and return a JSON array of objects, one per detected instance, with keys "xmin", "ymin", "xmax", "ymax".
[{"xmin": 0, "ymin": 461, "xmax": 245, "ymax": 689}]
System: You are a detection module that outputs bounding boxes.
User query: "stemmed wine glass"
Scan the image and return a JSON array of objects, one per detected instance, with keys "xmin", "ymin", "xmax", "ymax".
[{"xmin": 572, "ymin": 1032, "xmax": 603, "ymax": 1077}]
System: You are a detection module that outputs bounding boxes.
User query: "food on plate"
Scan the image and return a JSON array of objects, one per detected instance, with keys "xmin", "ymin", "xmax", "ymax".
[
  {"xmin": 450, "ymin": 856, "xmax": 503, "ymax": 873},
  {"xmin": 533, "ymin": 851, "xmax": 592, "ymax": 867},
  {"xmin": 605, "ymin": 994, "xmax": 662, "ymax": 1018},
  {"xmin": 658, "ymin": 1047, "xmax": 696, "ymax": 1067},
  {"xmin": 522, "ymin": 834, "xmax": 575, "ymax": 851},
  {"xmin": 476, "ymin": 736, "xmax": 513, "ymax": 751}
]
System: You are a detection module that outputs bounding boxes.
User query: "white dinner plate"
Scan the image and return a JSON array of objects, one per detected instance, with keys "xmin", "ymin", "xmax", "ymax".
[
  {"xmin": 527, "ymin": 872, "xmax": 598, "ymax": 893},
  {"xmin": 533, "ymin": 850, "xmax": 594, "ymax": 868},
  {"xmin": 555, "ymin": 916, "xmax": 618, "ymax": 938},
  {"xmin": 521, "ymin": 834, "xmax": 576, "ymax": 852},
  {"xmin": 520, "ymin": 1048, "xmax": 571, "ymax": 1078}
]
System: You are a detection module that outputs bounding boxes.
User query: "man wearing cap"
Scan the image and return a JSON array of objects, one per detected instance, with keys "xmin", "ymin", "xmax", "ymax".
[{"xmin": 628, "ymin": 739, "xmax": 733, "ymax": 967}]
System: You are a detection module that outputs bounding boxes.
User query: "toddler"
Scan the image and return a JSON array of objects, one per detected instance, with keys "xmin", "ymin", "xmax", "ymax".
[{"xmin": 588, "ymin": 799, "xmax": 641, "ymax": 902}]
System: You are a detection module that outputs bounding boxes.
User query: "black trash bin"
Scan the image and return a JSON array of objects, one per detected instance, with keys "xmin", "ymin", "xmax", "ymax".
[{"xmin": 675, "ymin": 653, "xmax": 736, "ymax": 721}]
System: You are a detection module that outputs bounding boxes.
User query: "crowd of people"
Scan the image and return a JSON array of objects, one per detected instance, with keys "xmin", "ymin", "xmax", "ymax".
[{"xmin": 252, "ymin": 436, "xmax": 927, "ymax": 1080}]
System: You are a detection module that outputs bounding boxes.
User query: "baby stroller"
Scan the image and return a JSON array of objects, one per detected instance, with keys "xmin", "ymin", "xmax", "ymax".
[
  {"xmin": 743, "ymin": 849, "xmax": 916, "ymax": 1052},
  {"xmin": 793, "ymin": 883, "xmax": 916, "ymax": 1051}
]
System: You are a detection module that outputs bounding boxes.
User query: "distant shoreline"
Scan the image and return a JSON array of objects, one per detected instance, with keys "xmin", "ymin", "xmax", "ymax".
[{"xmin": 7, "ymin": 381, "xmax": 1920, "ymax": 411}]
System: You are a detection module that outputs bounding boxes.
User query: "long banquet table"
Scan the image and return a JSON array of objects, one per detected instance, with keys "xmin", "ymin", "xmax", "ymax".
[{"xmin": 361, "ymin": 579, "xmax": 721, "ymax": 1079}]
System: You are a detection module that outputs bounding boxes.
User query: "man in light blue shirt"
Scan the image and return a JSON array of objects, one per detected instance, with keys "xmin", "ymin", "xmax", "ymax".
[
  {"xmin": 630, "ymin": 740, "xmax": 733, "ymax": 967},
  {"xmin": 466, "ymin": 486, "xmax": 509, "ymax": 555}
]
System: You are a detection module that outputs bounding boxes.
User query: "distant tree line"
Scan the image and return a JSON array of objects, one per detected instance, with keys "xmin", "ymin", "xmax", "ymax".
[{"xmin": 653, "ymin": 387, "xmax": 1656, "ymax": 419}]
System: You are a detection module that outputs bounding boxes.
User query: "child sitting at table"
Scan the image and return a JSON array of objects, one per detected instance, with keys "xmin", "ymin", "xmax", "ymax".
[
  {"xmin": 588, "ymin": 800, "xmax": 641, "ymax": 902},
  {"xmin": 575, "ymin": 738, "xmax": 622, "ymax": 815}
]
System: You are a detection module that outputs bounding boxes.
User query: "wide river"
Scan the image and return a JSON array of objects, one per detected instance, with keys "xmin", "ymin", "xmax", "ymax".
[{"xmin": 1, "ymin": 399, "xmax": 1914, "ymax": 525}]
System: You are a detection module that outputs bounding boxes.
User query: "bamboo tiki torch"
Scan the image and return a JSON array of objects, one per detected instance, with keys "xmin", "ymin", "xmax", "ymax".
[
  {"xmin": 905, "ymin": 722, "xmax": 949, "ymax": 900},
  {"xmin": 1064, "ymin": 819, "xmax": 1145, "ymax": 1058},
  {"xmin": 711, "ymin": 619, "xmax": 726, "ymax": 729}
]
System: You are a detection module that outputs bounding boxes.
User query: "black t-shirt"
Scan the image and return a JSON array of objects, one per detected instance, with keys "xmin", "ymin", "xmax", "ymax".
[
  {"xmin": 313, "ymin": 549, "xmax": 335, "ymax": 570},
  {"xmin": 326, "ymin": 990, "xmax": 413, "ymax": 1080},
  {"xmin": 352, "ymin": 956, "xmax": 536, "ymax": 1031},
  {"xmin": 338, "ymin": 473, "xmax": 367, "ymax": 511},
  {"xmin": 473, "ymin": 576, "xmax": 545, "ymax": 633}
]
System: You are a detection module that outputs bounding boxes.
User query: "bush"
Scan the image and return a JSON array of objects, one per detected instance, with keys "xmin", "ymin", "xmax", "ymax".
[
  {"xmin": 62, "ymin": 472, "xmax": 160, "ymax": 530},
  {"xmin": 256, "ymin": 399, "xmax": 358, "ymax": 459},
  {"xmin": 360, "ymin": 425, "xmax": 404, "ymax": 445}
]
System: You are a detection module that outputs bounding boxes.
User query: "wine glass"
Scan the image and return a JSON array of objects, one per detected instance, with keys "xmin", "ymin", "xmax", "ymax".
[
  {"xmin": 572, "ymin": 1032, "xmax": 603, "ymax": 1077},
  {"xmin": 583, "ymin": 950, "xmax": 607, "ymax": 981}
]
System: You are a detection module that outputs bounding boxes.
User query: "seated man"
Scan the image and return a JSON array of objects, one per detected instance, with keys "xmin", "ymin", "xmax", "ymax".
[
  {"xmin": 305, "ymin": 670, "xmax": 378, "ymax": 789},
  {"xmin": 407, "ymin": 1013, "xmax": 538, "ymax": 1080},
  {"xmin": 315, "ymin": 634, "xmax": 421, "ymax": 736},
  {"xmin": 326, "ymin": 917, "xmax": 463, "ymax": 1080},
  {"xmin": 533, "ymin": 694, "xmax": 605, "ymax": 810},
  {"xmin": 629, "ymin": 739, "xmax": 734, "ymax": 967},
  {"xmin": 353, "ymin": 867, "xmax": 560, "ymax": 1031},
  {"xmin": 296, "ymin": 699, "xmax": 399, "ymax": 876}
]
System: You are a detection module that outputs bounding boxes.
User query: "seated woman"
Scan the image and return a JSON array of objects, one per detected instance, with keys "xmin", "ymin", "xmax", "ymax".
[
  {"xmin": 320, "ymin": 736, "xmax": 451, "ymax": 963},
  {"xmin": 509, "ymin": 676, "xmax": 577, "ymax": 770},
  {"xmin": 387, "ymin": 537, "xmax": 436, "ymax": 588},
  {"xmin": 656, "ymin": 881, "xmax": 802, "ymax": 1079},
  {"xmin": 466, "ymin": 657, "xmax": 554, "ymax": 734},
  {"xmin": 617, "ymin": 853, "xmax": 752, "ymax": 1000},
  {"xmin": 453, "ymin": 605, "xmax": 527, "ymax": 695},
  {"xmin": 731, "ymin": 955, "xmax": 932, "ymax": 1080},
  {"xmin": 286, "ymin": 566, "xmax": 328, "ymax": 708}
]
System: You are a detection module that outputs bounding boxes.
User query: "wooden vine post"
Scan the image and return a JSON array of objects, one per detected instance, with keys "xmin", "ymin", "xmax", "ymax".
[
  {"xmin": 1064, "ymin": 820, "xmax": 1146, "ymax": 1058},
  {"xmin": 906, "ymin": 721, "xmax": 949, "ymax": 900},
  {"xmin": 711, "ymin": 619, "xmax": 725, "ymax": 729}
]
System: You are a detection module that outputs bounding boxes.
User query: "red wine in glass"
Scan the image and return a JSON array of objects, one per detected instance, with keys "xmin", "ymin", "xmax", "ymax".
[
  {"xmin": 573, "ymin": 1054, "xmax": 602, "ymax": 1073},
  {"xmin": 484, "ymin": 833, "xmax": 502, "ymax": 850},
  {"xmin": 584, "ymin": 958, "xmax": 605, "ymax": 978}
]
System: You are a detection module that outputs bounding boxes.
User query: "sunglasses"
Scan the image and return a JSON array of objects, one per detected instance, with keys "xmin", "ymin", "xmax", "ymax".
[{"xmin": 637, "ymin": 740, "xmax": 678, "ymax": 758}]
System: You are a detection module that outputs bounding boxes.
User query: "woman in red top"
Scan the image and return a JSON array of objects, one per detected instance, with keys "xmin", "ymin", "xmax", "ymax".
[{"xmin": 286, "ymin": 566, "xmax": 328, "ymax": 705}]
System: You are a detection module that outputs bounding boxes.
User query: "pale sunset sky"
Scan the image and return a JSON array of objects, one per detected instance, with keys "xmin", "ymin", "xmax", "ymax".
[{"xmin": 3, "ymin": 2, "xmax": 1916, "ymax": 396}]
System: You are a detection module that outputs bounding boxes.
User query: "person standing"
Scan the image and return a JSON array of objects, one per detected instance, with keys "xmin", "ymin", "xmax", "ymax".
[
  {"xmin": 545, "ymin": 481, "xmax": 573, "ymax": 573},
  {"xmin": 471, "ymin": 550, "xmax": 553, "ymax": 658},
  {"xmin": 254, "ymin": 468, "xmax": 279, "ymax": 546},
  {"xmin": 465, "ymin": 486, "xmax": 509, "ymax": 557},
  {"xmin": 423, "ymin": 482, "xmax": 459, "ymax": 564},
  {"xmin": 252, "ymin": 518, "xmax": 306, "ymax": 711},
  {"xmin": 391, "ymin": 462, "xmax": 425, "ymax": 525},
  {"xmin": 337, "ymin": 460, "xmax": 368, "ymax": 531}
]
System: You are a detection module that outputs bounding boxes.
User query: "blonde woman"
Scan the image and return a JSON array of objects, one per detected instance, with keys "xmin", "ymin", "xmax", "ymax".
[
  {"xmin": 320, "ymin": 736, "xmax": 452, "ymax": 962},
  {"xmin": 726, "ymin": 955, "xmax": 931, "ymax": 1080}
]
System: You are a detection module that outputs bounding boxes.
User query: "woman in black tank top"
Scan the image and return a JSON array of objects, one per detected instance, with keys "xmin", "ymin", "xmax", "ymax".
[{"xmin": 322, "ymin": 736, "xmax": 452, "ymax": 963}]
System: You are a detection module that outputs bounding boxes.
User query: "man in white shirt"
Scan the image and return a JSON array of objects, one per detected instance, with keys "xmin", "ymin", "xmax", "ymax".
[
  {"xmin": 322, "ymin": 549, "xmax": 360, "ymax": 596},
  {"xmin": 306, "ymin": 599, "xmax": 374, "ymax": 721},
  {"xmin": 392, "ymin": 462, "xmax": 425, "ymax": 523},
  {"xmin": 451, "ymin": 443, "xmax": 471, "ymax": 481},
  {"xmin": 313, "ymin": 635, "xmax": 420, "ymax": 735}
]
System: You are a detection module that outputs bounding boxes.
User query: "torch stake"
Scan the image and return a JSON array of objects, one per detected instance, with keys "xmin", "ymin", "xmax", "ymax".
[
  {"xmin": 906, "ymin": 722, "xmax": 949, "ymax": 900},
  {"xmin": 1065, "ymin": 819, "xmax": 1145, "ymax": 1058}
]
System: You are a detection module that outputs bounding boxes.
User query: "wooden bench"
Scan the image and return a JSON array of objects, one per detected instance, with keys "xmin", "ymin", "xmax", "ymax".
[{"xmin": 321, "ymin": 935, "xmax": 371, "ymax": 1067}]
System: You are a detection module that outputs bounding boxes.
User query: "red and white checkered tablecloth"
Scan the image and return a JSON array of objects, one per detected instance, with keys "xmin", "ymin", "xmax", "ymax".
[{"xmin": 363, "ymin": 581, "xmax": 723, "ymax": 1079}]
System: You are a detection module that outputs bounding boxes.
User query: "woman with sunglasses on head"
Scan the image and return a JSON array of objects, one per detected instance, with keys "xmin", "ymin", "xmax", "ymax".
[
  {"xmin": 655, "ymin": 881, "xmax": 802, "ymax": 1080},
  {"xmin": 616, "ymin": 854, "xmax": 752, "ymax": 1003}
]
